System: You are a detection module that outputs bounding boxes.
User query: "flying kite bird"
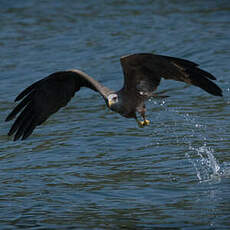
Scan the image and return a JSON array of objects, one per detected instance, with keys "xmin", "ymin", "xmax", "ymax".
[{"xmin": 5, "ymin": 53, "xmax": 223, "ymax": 141}]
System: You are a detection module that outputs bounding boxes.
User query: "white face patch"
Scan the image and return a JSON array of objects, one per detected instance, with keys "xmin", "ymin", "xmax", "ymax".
[{"xmin": 108, "ymin": 94, "xmax": 118, "ymax": 103}]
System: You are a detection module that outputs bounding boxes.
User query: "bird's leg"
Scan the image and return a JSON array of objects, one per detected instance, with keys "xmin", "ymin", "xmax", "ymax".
[
  {"xmin": 142, "ymin": 113, "xmax": 150, "ymax": 126},
  {"xmin": 135, "ymin": 112, "xmax": 150, "ymax": 128},
  {"xmin": 136, "ymin": 117, "xmax": 144, "ymax": 128},
  {"xmin": 136, "ymin": 118, "xmax": 150, "ymax": 128}
]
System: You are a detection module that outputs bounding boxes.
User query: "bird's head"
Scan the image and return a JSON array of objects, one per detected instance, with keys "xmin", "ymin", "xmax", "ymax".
[{"xmin": 107, "ymin": 93, "xmax": 120, "ymax": 111}]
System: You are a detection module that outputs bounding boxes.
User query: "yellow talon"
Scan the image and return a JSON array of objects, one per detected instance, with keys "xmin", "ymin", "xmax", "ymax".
[
  {"xmin": 138, "ymin": 121, "xmax": 145, "ymax": 128},
  {"xmin": 144, "ymin": 119, "xmax": 150, "ymax": 126},
  {"xmin": 137, "ymin": 119, "xmax": 150, "ymax": 127}
]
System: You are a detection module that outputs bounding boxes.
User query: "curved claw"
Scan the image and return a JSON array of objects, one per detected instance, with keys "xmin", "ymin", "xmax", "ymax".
[
  {"xmin": 137, "ymin": 119, "xmax": 150, "ymax": 128},
  {"xmin": 144, "ymin": 119, "xmax": 150, "ymax": 126}
]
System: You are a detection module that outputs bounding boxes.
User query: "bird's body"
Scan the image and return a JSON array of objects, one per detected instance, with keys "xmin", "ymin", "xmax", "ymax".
[{"xmin": 5, "ymin": 53, "xmax": 223, "ymax": 141}]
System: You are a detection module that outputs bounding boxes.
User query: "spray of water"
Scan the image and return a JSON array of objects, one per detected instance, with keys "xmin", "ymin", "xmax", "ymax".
[
  {"xmin": 151, "ymin": 98, "xmax": 228, "ymax": 184},
  {"xmin": 186, "ymin": 145, "xmax": 222, "ymax": 183}
]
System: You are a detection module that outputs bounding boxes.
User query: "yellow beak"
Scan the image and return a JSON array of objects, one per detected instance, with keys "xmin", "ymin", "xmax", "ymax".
[{"xmin": 108, "ymin": 99, "xmax": 113, "ymax": 108}]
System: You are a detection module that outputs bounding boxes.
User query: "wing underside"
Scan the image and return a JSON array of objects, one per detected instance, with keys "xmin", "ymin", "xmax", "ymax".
[
  {"xmin": 5, "ymin": 70, "xmax": 112, "ymax": 141},
  {"xmin": 120, "ymin": 53, "xmax": 222, "ymax": 97}
]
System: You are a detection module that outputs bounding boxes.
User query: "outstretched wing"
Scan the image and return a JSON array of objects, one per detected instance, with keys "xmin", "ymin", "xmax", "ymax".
[
  {"xmin": 5, "ymin": 69, "xmax": 112, "ymax": 141},
  {"xmin": 120, "ymin": 53, "xmax": 222, "ymax": 97}
]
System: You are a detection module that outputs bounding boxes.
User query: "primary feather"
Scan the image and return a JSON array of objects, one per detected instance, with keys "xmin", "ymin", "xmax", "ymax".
[{"xmin": 6, "ymin": 53, "xmax": 222, "ymax": 141}]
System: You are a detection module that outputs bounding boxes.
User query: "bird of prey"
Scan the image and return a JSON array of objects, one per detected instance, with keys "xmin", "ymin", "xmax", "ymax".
[{"xmin": 5, "ymin": 53, "xmax": 223, "ymax": 141}]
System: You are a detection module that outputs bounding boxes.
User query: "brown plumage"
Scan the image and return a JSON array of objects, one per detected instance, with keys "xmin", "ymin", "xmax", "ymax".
[{"xmin": 5, "ymin": 53, "xmax": 222, "ymax": 141}]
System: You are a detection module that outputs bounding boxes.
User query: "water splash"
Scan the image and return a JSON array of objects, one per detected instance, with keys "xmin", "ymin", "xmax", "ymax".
[
  {"xmin": 149, "ymin": 98, "xmax": 230, "ymax": 184},
  {"xmin": 186, "ymin": 145, "xmax": 222, "ymax": 184}
]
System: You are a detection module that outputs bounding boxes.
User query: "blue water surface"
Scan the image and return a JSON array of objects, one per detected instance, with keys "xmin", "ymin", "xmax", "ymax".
[{"xmin": 0, "ymin": 0, "xmax": 230, "ymax": 229}]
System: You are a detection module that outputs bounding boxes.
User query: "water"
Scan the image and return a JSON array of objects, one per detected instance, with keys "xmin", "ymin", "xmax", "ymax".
[{"xmin": 0, "ymin": 0, "xmax": 230, "ymax": 229}]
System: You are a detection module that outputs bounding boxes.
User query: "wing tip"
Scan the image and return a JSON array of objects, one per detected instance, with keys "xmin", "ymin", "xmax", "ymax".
[
  {"xmin": 215, "ymin": 89, "xmax": 223, "ymax": 97},
  {"xmin": 5, "ymin": 115, "xmax": 12, "ymax": 122}
]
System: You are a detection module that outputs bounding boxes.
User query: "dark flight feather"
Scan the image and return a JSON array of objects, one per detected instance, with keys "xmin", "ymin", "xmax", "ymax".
[
  {"xmin": 6, "ymin": 53, "xmax": 222, "ymax": 141},
  {"xmin": 6, "ymin": 69, "xmax": 112, "ymax": 141},
  {"xmin": 120, "ymin": 53, "xmax": 222, "ymax": 97}
]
